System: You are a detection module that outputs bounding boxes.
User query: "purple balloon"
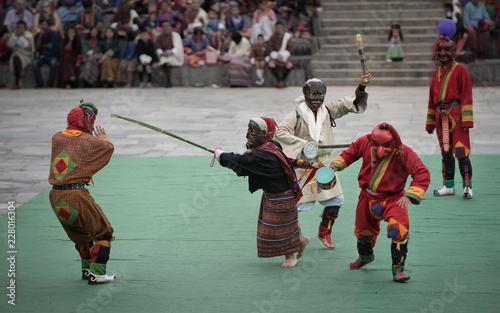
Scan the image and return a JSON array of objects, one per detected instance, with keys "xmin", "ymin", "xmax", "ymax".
[{"xmin": 437, "ymin": 19, "xmax": 456, "ymax": 38}]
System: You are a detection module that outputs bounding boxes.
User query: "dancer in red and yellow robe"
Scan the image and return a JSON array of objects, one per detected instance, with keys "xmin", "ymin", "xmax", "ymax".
[{"xmin": 331, "ymin": 123, "xmax": 430, "ymax": 282}]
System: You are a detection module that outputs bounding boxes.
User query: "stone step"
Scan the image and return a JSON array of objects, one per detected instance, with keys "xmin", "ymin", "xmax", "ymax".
[
  {"xmin": 319, "ymin": 42, "xmax": 433, "ymax": 54},
  {"xmin": 313, "ymin": 67, "xmax": 434, "ymax": 78},
  {"xmin": 320, "ymin": 8, "xmax": 443, "ymax": 19},
  {"xmin": 321, "ymin": 16, "xmax": 443, "ymax": 28},
  {"xmin": 313, "ymin": 51, "xmax": 434, "ymax": 62},
  {"xmin": 310, "ymin": 60, "xmax": 435, "ymax": 70},
  {"xmin": 318, "ymin": 34, "xmax": 437, "ymax": 45},
  {"xmin": 321, "ymin": 76, "xmax": 432, "ymax": 86},
  {"xmin": 318, "ymin": 26, "xmax": 441, "ymax": 37},
  {"xmin": 323, "ymin": 0, "xmax": 441, "ymax": 11}
]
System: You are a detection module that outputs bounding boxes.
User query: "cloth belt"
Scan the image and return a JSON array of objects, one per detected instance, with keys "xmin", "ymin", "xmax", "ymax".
[
  {"xmin": 438, "ymin": 101, "xmax": 460, "ymax": 152},
  {"xmin": 52, "ymin": 183, "xmax": 86, "ymax": 190}
]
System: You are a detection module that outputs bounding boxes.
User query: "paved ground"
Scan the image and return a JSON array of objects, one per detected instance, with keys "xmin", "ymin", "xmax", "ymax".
[{"xmin": 1, "ymin": 84, "xmax": 499, "ymax": 212}]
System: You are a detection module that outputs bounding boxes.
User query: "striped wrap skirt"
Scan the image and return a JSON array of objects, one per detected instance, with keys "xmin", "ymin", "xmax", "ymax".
[{"xmin": 257, "ymin": 189, "xmax": 301, "ymax": 258}]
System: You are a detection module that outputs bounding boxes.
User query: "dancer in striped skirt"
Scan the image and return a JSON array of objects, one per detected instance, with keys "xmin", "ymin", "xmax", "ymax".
[{"xmin": 214, "ymin": 117, "xmax": 310, "ymax": 267}]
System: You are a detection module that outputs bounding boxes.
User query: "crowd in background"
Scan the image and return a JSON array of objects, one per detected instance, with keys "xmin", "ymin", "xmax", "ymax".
[{"xmin": 0, "ymin": 0, "xmax": 322, "ymax": 89}]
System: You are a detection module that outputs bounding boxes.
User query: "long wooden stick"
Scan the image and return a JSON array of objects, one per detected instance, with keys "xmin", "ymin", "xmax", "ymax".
[
  {"xmin": 111, "ymin": 113, "xmax": 215, "ymax": 154},
  {"xmin": 318, "ymin": 144, "xmax": 351, "ymax": 149},
  {"xmin": 356, "ymin": 34, "xmax": 370, "ymax": 84}
]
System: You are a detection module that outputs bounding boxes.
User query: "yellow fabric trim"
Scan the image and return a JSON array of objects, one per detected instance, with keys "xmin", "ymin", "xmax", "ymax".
[
  {"xmin": 62, "ymin": 130, "xmax": 83, "ymax": 137},
  {"xmin": 372, "ymin": 150, "xmax": 395, "ymax": 192},
  {"xmin": 103, "ymin": 139, "xmax": 114, "ymax": 146},
  {"xmin": 462, "ymin": 116, "xmax": 474, "ymax": 122},
  {"xmin": 427, "ymin": 108, "xmax": 436, "ymax": 114},
  {"xmin": 439, "ymin": 62, "xmax": 458, "ymax": 103},
  {"xmin": 461, "ymin": 104, "xmax": 472, "ymax": 111},
  {"xmin": 331, "ymin": 156, "xmax": 347, "ymax": 170},
  {"xmin": 406, "ymin": 186, "xmax": 425, "ymax": 200}
]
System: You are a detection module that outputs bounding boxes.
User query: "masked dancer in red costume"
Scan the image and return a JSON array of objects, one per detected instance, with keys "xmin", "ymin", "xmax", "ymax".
[
  {"xmin": 214, "ymin": 117, "xmax": 310, "ymax": 268},
  {"xmin": 330, "ymin": 123, "xmax": 430, "ymax": 282},
  {"xmin": 49, "ymin": 100, "xmax": 116, "ymax": 284},
  {"xmin": 426, "ymin": 20, "xmax": 474, "ymax": 199}
]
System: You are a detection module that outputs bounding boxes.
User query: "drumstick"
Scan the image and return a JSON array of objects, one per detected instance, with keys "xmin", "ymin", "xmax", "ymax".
[{"xmin": 356, "ymin": 34, "xmax": 370, "ymax": 84}]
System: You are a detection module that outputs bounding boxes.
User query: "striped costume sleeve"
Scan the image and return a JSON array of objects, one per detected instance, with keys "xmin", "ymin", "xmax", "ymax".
[
  {"xmin": 330, "ymin": 136, "xmax": 365, "ymax": 170},
  {"xmin": 459, "ymin": 66, "xmax": 474, "ymax": 128},
  {"xmin": 426, "ymin": 71, "xmax": 438, "ymax": 131}
]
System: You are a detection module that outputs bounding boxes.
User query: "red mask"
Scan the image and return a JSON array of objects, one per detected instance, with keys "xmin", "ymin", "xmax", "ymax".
[
  {"xmin": 66, "ymin": 107, "xmax": 95, "ymax": 134},
  {"xmin": 369, "ymin": 127, "xmax": 396, "ymax": 159}
]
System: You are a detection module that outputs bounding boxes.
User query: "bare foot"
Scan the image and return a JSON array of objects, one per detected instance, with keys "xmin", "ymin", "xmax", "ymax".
[
  {"xmin": 281, "ymin": 254, "xmax": 297, "ymax": 267},
  {"xmin": 297, "ymin": 235, "xmax": 310, "ymax": 259}
]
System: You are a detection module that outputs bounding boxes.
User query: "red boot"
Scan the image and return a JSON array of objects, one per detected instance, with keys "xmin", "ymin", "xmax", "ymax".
[
  {"xmin": 318, "ymin": 224, "xmax": 336, "ymax": 249},
  {"xmin": 350, "ymin": 254, "xmax": 375, "ymax": 270}
]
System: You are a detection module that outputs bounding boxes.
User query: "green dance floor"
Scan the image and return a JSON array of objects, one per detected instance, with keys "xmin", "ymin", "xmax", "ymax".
[{"xmin": 1, "ymin": 155, "xmax": 499, "ymax": 313}]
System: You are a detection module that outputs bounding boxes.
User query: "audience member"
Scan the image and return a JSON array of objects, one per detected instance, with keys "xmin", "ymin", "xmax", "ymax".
[
  {"xmin": 250, "ymin": 33, "xmax": 268, "ymax": 85},
  {"xmin": 141, "ymin": 10, "xmax": 159, "ymax": 36},
  {"xmin": 130, "ymin": 0, "xmax": 149, "ymax": 15},
  {"xmin": 226, "ymin": 4, "xmax": 250, "ymax": 38},
  {"xmin": 76, "ymin": 0, "xmax": 103, "ymax": 38},
  {"xmin": 97, "ymin": 26, "xmax": 120, "ymax": 87},
  {"xmin": 33, "ymin": 18, "xmax": 59, "ymax": 88},
  {"xmin": 7, "ymin": 21, "xmax": 34, "ymax": 89},
  {"xmin": 110, "ymin": 0, "xmax": 140, "ymax": 36},
  {"xmin": 136, "ymin": 28, "xmax": 158, "ymax": 87},
  {"xmin": 116, "ymin": 30, "xmax": 137, "ymax": 87},
  {"xmin": 34, "ymin": 0, "xmax": 61, "ymax": 34},
  {"xmin": 57, "ymin": 0, "xmax": 84, "ymax": 27},
  {"xmin": 156, "ymin": 0, "xmax": 184, "ymax": 34},
  {"xmin": 155, "ymin": 20, "xmax": 184, "ymax": 87},
  {"xmin": 183, "ymin": 26, "xmax": 208, "ymax": 67},
  {"xmin": 386, "ymin": 22, "xmax": 405, "ymax": 62},
  {"xmin": 4, "ymin": 0, "xmax": 34, "ymax": 33},
  {"xmin": 266, "ymin": 21, "xmax": 293, "ymax": 88},
  {"xmin": 463, "ymin": 0, "xmax": 492, "ymax": 59},
  {"xmin": 58, "ymin": 26, "xmax": 82, "ymax": 88},
  {"xmin": 225, "ymin": 29, "xmax": 252, "ymax": 87},
  {"xmin": 206, "ymin": 9, "xmax": 225, "ymax": 49},
  {"xmin": 80, "ymin": 26, "xmax": 100, "ymax": 86},
  {"xmin": 184, "ymin": 0, "xmax": 207, "ymax": 35},
  {"xmin": 250, "ymin": 0, "xmax": 277, "ymax": 43}
]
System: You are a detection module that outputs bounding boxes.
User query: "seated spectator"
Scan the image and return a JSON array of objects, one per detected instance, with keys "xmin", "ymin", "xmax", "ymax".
[
  {"xmin": 76, "ymin": 0, "xmax": 103, "ymax": 39},
  {"xmin": 96, "ymin": 19, "xmax": 105, "ymax": 36},
  {"xmin": 235, "ymin": 0, "xmax": 259, "ymax": 16},
  {"xmin": 226, "ymin": 4, "xmax": 251, "ymax": 38},
  {"xmin": 156, "ymin": 0, "xmax": 184, "ymax": 34},
  {"xmin": 250, "ymin": 0, "xmax": 277, "ymax": 43},
  {"xmin": 137, "ymin": 17, "xmax": 156, "ymax": 42},
  {"xmin": 4, "ymin": 0, "xmax": 34, "ymax": 33},
  {"xmin": 286, "ymin": 0, "xmax": 321, "ymax": 38},
  {"xmin": 110, "ymin": 0, "xmax": 140, "ymax": 37},
  {"xmin": 94, "ymin": 0, "xmax": 115, "ymax": 15},
  {"xmin": 206, "ymin": 9, "xmax": 225, "ymax": 49},
  {"xmin": 183, "ymin": 26, "xmax": 208, "ymax": 67},
  {"xmin": 58, "ymin": 26, "xmax": 82, "ymax": 88},
  {"xmin": 184, "ymin": 0, "xmax": 207, "ymax": 35},
  {"xmin": 80, "ymin": 26, "xmax": 100, "ymax": 86},
  {"xmin": 250, "ymin": 33, "xmax": 268, "ymax": 85},
  {"xmin": 224, "ymin": 29, "xmax": 252, "ymax": 87},
  {"xmin": 266, "ymin": 21, "xmax": 293, "ymax": 88},
  {"xmin": 385, "ymin": 22, "xmax": 405, "ymax": 62},
  {"xmin": 463, "ymin": 0, "xmax": 492, "ymax": 59},
  {"xmin": 155, "ymin": 20, "xmax": 184, "ymax": 88},
  {"xmin": 97, "ymin": 26, "xmax": 120, "ymax": 87},
  {"xmin": 141, "ymin": 10, "xmax": 159, "ymax": 37},
  {"xmin": 136, "ymin": 29, "xmax": 158, "ymax": 87},
  {"xmin": 34, "ymin": 0, "xmax": 61, "ymax": 34},
  {"xmin": 57, "ymin": 0, "xmax": 84, "ymax": 27},
  {"xmin": 33, "ymin": 18, "xmax": 59, "ymax": 88},
  {"xmin": 116, "ymin": 30, "xmax": 137, "ymax": 87},
  {"xmin": 6, "ymin": 21, "xmax": 34, "ymax": 89}
]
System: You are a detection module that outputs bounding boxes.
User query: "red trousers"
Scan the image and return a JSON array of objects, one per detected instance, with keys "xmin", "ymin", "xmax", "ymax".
[{"xmin": 354, "ymin": 189, "xmax": 409, "ymax": 247}]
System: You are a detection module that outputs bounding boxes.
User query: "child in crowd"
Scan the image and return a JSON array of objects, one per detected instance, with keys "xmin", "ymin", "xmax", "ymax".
[
  {"xmin": 250, "ymin": 33, "xmax": 268, "ymax": 85},
  {"xmin": 386, "ymin": 22, "xmax": 405, "ymax": 62},
  {"xmin": 97, "ymin": 27, "xmax": 121, "ymax": 87},
  {"xmin": 136, "ymin": 29, "xmax": 158, "ymax": 87},
  {"xmin": 80, "ymin": 26, "xmax": 101, "ymax": 87},
  {"xmin": 183, "ymin": 26, "xmax": 208, "ymax": 67},
  {"xmin": 205, "ymin": 9, "xmax": 225, "ymax": 49}
]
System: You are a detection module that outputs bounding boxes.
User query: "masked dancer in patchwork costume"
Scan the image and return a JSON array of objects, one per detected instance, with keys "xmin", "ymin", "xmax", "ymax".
[
  {"xmin": 426, "ymin": 20, "xmax": 474, "ymax": 199},
  {"xmin": 214, "ymin": 117, "xmax": 310, "ymax": 267},
  {"xmin": 330, "ymin": 123, "xmax": 430, "ymax": 282},
  {"xmin": 275, "ymin": 75, "xmax": 370, "ymax": 249},
  {"xmin": 49, "ymin": 101, "xmax": 116, "ymax": 284}
]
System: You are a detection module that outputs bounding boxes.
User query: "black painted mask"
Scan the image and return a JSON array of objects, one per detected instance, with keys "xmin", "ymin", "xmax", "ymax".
[
  {"xmin": 303, "ymin": 79, "xmax": 327, "ymax": 111},
  {"xmin": 246, "ymin": 120, "xmax": 266, "ymax": 150}
]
